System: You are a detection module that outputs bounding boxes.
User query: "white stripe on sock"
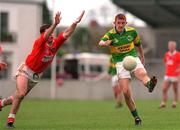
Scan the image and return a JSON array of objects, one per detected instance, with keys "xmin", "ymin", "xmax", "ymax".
[{"xmin": 8, "ymin": 113, "xmax": 16, "ymax": 118}]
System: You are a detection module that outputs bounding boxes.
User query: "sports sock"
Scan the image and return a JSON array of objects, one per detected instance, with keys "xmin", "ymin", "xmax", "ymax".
[
  {"xmin": 145, "ymin": 81, "xmax": 150, "ymax": 88},
  {"xmin": 8, "ymin": 113, "xmax": 15, "ymax": 123},
  {"xmin": 131, "ymin": 109, "xmax": 139, "ymax": 118},
  {"xmin": 8, "ymin": 113, "xmax": 16, "ymax": 119}
]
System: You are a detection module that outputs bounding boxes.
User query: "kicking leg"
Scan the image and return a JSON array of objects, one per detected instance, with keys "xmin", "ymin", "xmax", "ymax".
[{"xmin": 134, "ymin": 68, "xmax": 157, "ymax": 92}]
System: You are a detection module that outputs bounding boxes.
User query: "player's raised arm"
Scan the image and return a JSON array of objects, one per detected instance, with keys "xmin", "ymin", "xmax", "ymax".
[
  {"xmin": 44, "ymin": 11, "xmax": 62, "ymax": 40},
  {"xmin": 63, "ymin": 10, "xmax": 85, "ymax": 39}
]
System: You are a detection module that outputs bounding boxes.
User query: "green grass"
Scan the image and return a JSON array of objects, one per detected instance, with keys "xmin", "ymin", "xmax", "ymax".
[{"xmin": 0, "ymin": 99, "xmax": 180, "ymax": 130}]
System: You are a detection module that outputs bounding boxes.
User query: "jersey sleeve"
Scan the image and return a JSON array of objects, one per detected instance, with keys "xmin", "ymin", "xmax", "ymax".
[
  {"xmin": 33, "ymin": 33, "xmax": 46, "ymax": 49},
  {"xmin": 100, "ymin": 32, "xmax": 111, "ymax": 42},
  {"xmin": 133, "ymin": 30, "xmax": 141, "ymax": 47},
  {"xmin": 53, "ymin": 32, "xmax": 67, "ymax": 51}
]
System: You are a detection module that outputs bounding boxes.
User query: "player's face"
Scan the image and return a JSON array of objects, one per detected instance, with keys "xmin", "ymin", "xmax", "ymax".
[
  {"xmin": 168, "ymin": 42, "xmax": 176, "ymax": 52},
  {"xmin": 114, "ymin": 18, "xmax": 127, "ymax": 33},
  {"xmin": 47, "ymin": 34, "xmax": 54, "ymax": 45}
]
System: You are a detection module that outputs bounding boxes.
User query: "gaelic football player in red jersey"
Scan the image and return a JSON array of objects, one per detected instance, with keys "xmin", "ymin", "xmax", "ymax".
[
  {"xmin": 159, "ymin": 41, "xmax": 180, "ymax": 108},
  {"xmin": 0, "ymin": 10, "xmax": 85, "ymax": 128}
]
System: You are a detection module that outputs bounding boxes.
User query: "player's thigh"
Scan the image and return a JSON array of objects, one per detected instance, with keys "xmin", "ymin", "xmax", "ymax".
[
  {"xmin": 16, "ymin": 75, "xmax": 29, "ymax": 95},
  {"xmin": 111, "ymin": 75, "xmax": 118, "ymax": 87},
  {"xmin": 134, "ymin": 68, "xmax": 147, "ymax": 81},
  {"xmin": 163, "ymin": 80, "xmax": 171, "ymax": 91}
]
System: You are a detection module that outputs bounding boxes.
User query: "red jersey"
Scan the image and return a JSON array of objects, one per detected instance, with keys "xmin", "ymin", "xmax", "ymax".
[
  {"xmin": 164, "ymin": 51, "xmax": 180, "ymax": 76},
  {"xmin": 25, "ymin": 32, "xmax": 66, "ymax": 73}
]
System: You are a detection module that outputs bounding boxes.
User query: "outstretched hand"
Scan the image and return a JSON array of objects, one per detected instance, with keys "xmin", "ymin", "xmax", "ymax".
[
  {"xmin": 74, "ymin": 10, "xmax": 85, "ymax": 24},
  {"xmin": 54, "ymin": 11, "xmax": 62, "ymax": 25}
]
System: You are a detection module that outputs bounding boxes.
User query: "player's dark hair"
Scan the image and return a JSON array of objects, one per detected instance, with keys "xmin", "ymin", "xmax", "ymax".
[
  {"xmin": 40, "ymin": 24, "xmax": 51, "ymax": 34},
  {"xmin": 115, "ymin": 13, "xmax": 126, "ymax": 21}
]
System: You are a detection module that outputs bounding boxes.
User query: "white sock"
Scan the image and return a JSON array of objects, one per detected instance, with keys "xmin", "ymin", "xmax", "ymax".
[{"xmin": 8, "ymin": 113, "xmax": 16, "ymax": 119}]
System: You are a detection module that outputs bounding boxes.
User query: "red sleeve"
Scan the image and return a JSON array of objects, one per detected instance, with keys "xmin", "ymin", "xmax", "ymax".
[
  {"xmin": 53, "ymin": 32, "xmax": 67, "ymax": 51},
  {"xmin": 33, "ymin": 33, "xmax": 46, "ymax": 49}
]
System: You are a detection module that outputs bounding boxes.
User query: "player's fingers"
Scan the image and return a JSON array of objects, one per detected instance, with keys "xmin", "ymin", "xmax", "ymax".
[
  {"xmin": 75, "ymin": 10, "xmax": 85, "ymax": 23},
  {"xmin": 56, "ymin": 11, "xmax": 60, "ymax": 17},
  {"xmin": 79, "ymin": 10, "xmax": 85, "ymax": 20},
  {"xmin": 80, "ymin": 10, "xmax": 85, "ymax": 17}
]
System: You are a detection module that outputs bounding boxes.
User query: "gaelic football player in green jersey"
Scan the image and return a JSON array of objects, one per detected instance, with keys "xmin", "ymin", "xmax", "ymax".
[
  {"xmin": 108, "ymin": 56, "xmax": 123, "ymax": 108},
  {"xmin": 99, "ymin": 13, "xmax": 157, "ymax": 125}
]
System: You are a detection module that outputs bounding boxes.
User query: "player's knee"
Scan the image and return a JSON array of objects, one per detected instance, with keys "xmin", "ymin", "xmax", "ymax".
[
  {"xmin": 16, "ymin": 92, "xmax": 25, "ymax": 100},
  {"xmin": 162, "ymin": 88, "xmax": 166, "ymax": 92},
  {"xmin": 123, "ymin": 89, "xmax": 131, "ymax": 100},
  {"xmin": 8, "ymin": 96, "xmax": 14, "ymax": 104}
]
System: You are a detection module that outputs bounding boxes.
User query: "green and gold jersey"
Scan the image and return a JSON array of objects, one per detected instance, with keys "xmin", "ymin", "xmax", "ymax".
[
  {"xmin": 101, "ymin": 26, "xmax": 141, "ymax": 63},
  {"xmin": 108, "ymin": 56, "xmax": 117, "ymax": 76}
]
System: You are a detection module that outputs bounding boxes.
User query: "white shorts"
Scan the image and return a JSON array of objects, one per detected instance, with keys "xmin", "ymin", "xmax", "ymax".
[
  {"xmin": 164, "ymin": 76, "xmax": 179, "ymax": 82},
  {"xmin": 15, "ymin": 63, "xmax": 42, "ymax": 88},
  {"xmin": 116, "ymin": 57, "xmax": 146, "ymax": 79},
  {"xmin": 111, "ymin": 75, "xmax": 118, "ymax": 87}
]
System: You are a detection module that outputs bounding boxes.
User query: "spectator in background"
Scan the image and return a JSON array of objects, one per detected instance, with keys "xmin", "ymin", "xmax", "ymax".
[
  {"xmin": 159, "ymin": 41, "xmax": 180, "ymax": 108},
  {"xmin": 108, "ymin": 56, "xmax": 123, "ymax": 108}
]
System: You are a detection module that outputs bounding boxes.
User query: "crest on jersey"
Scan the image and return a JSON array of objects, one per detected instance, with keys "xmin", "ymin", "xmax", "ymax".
[{"xmin": 127, "ymin": 35, "xmax": 133, "ymax": 42}]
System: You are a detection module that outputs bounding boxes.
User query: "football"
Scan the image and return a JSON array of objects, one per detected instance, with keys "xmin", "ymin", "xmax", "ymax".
[{"xmin": 122, "ymin": 56, "xmax": 137, "ymax": 71}]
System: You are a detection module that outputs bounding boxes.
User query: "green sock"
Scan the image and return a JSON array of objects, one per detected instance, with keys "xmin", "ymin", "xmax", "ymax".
[
  {"xmin": 131, "ymin": 109, "xmax": 139, "ymax": 118},
  {"xmin": 146, "ymin": 81, "xmax": 151, "ymax": 88}
]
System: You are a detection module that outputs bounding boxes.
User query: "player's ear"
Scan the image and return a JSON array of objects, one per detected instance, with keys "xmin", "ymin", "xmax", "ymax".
[{"xmin": 113, "ymin": 21, "xmax": 115, "ymax": 26}]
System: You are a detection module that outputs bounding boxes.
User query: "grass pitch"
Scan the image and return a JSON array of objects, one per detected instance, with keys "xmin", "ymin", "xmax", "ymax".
[{"xmin": 0, "ymin": 99, "xmax": 180, "ymax": 130}]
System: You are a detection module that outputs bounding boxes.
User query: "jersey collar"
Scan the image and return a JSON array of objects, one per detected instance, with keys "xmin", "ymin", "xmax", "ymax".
[
  {"xmin": 114, "ymin": 27, "xmax": 126, "ymax": 35},
  {"xmin": 168, "ymin": 50, "xmax": 177, "ymax": 55}
]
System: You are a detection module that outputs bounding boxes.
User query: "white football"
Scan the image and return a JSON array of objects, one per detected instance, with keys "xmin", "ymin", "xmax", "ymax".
[{"xmin": 122, "ymin": 56, "xmax": 137, "ymax": 71}]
